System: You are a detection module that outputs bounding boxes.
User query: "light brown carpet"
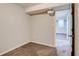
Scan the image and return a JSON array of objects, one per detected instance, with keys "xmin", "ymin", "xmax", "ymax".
[{"xmin": 2, "ymin": 42, "xmax": 57, "ymax": 56}]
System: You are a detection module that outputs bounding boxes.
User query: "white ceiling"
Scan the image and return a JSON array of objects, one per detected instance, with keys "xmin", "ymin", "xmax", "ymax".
[{"xmin": 17, "ymin": 3, "xmax": 41, "ymax": 8}]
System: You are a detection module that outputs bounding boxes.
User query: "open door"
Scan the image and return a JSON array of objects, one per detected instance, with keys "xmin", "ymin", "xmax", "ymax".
[
  {"xmin": 67, "ymin": 6, "xmax": 72, "ymax": 56},
  {"xmin": 55, "ymin": 4, "xmax": 75, "ymax": 56},
  {"xmin": 66, "ymin": 3, "xmax": 75, "ymax": 56}
]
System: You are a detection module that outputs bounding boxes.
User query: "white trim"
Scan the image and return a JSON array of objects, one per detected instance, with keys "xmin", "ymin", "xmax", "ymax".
[
  {"xmin": 31, "ymin": 41, "xmax": 56, "ymax": 47},
  {"xmin": 0, "ymin": 41, "xmax": 30, "ymax": 56}
]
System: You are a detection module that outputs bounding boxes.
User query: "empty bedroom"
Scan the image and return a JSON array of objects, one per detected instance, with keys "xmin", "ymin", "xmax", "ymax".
[{"xmin": 0, "ymin": 3, "xmax": 77, "ymax": 56}]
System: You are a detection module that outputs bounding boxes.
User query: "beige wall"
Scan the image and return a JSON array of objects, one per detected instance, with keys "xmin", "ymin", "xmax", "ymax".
[
  {"xmin": 0, "ymin": 4, "xmax": 31, "ymax": 53},
  {"xmin": 75, "ymin": 4, "xmax": 79, "ymax": 56},
  {"xmin": 31, "ymin": 14, "xmax": 56, "ymax": 47}
]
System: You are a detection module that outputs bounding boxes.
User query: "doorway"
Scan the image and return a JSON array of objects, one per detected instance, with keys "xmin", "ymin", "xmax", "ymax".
[
  {"xmin": 55, "ymin": 9, "xmax": 72, "ymax": 56},
  {"xmin": 56, "ymin": 9, "xmax": 71, "ymax": 56}
]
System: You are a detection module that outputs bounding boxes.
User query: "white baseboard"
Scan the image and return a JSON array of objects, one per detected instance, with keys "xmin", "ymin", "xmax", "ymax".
[
  {"xmin": 0, "ymin": 41, "xmax": 30, "ymax": 56},
  {"xmin": 31, "ymin": 41, "xmax": 56, "ymax": 47}
]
